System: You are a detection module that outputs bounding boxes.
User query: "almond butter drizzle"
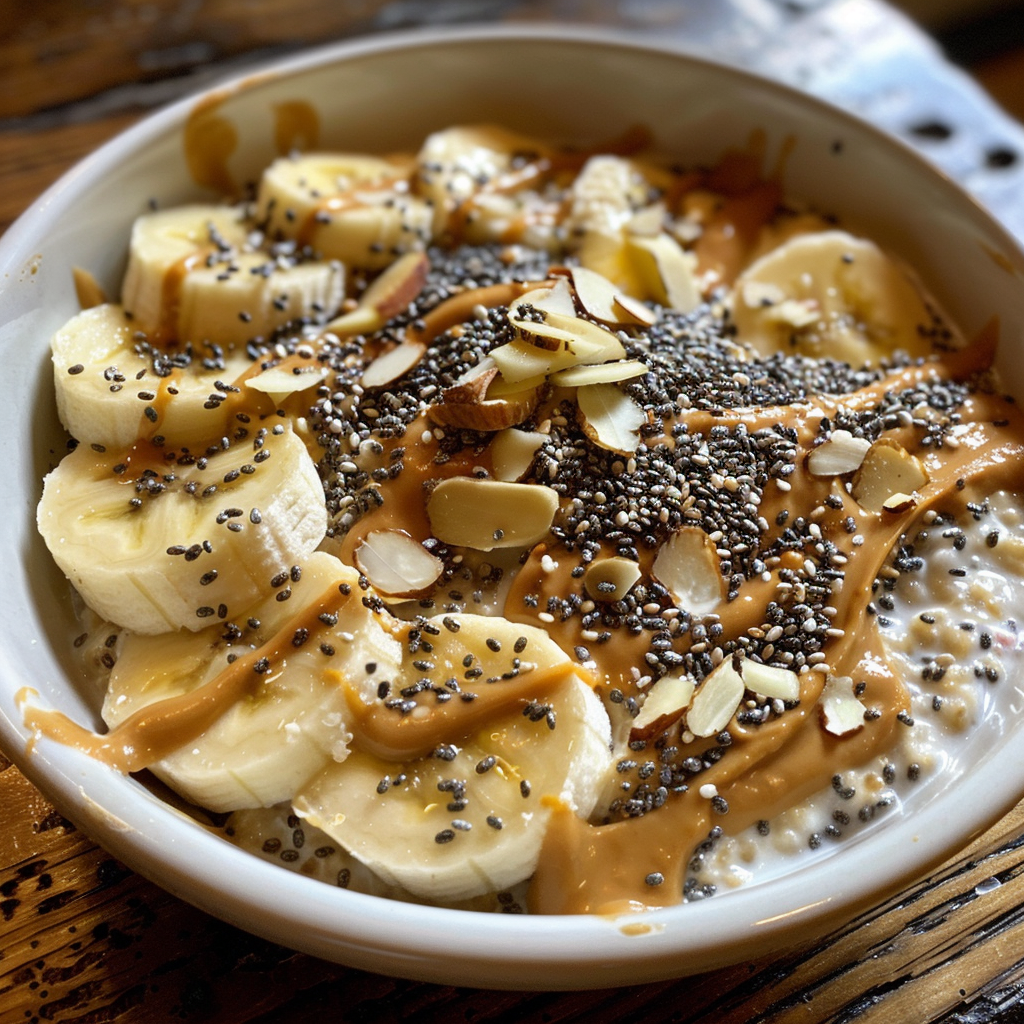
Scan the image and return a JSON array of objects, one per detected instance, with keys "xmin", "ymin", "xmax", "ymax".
[
  {"xmin": 23, "ymin": 583, "xmax": 356, "ymax": 773},
  {"xmin": 346, "ymin": 659, "xmax": 590, "ymax": 762},
  {"xmin": 273, "ymin": 100, "xmax": 320, "ymax": 155}
]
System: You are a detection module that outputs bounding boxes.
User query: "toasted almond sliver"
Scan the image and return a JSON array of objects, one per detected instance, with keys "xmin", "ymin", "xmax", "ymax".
[
  {"xmin": 427, "ymin": 477, "xmax": 558, "ymax": 551},
  {"xmin": 360, "ymin": 342, "xmax": 426, "ymax": 389},
  {"xmin": 612, "ymin": 292, "xmax": 658, "ymax": 327},
  {"xmin": 245, "ymin": 364, "xmax": 328, "ymax": 397},
  {"xmin": 630, "ymin": 672, "xmax": 695, "ymax": 741},
  {"xmin": 569, "ymin": 265, "xmax": 629, "ymax": 324},
  {"xmin": 652, "ymin": 526, "xmax": 724, "ymax": 615},
  {"xmin": 740, "ymin": 660, "xmax": 800, "ymax": 701},
  {"xmin": 354, "ymin": 529, "xmax": 443, "ymax": 597},
  {"xmin": 490, "ymin": 337, "xmax": 601, "ymax": 384},
  {"xmin": 881, "ymin": 492, "xmax": 917, "ymax": 513},
  {"xmin": 577, "ymin": 382, "xmax": 646, "ymax": 455},
  {"xmin": 806, "ymin": 429, "xmax": 872, "ymax": 477},
  {"xmin": 851, "ymin": 437, "xmax": 929, "ymax": 513},
  {"xmin": 324, "ymin": 250, "xmax": 428, "ymax": 335},
  {"xmin": 628, "ymin": 234, "xmax": 700, "ymax": 312},
  {"xmin": 819, "ymin": 675, "xmax": 867, "ymax": 736},
  {"xmin": 491, "ymin": 428, "xmax": 546, "ymax": 482},
  {"xmin": 441, "ymin": 365, "xmax": 499, "ymax": 405},
  {"xmin": 584, "ymin": 556, "xmax": 642, "ymax": 603},
  {"xmin": 427, "ymin": 387, "xmax": 540, "ymax": 431},
  {"xmin": 625, "ymin": 203, "xmax": 666, "ymax": 238},
  {"xmin": 549, "ymin": 359, "xmax": 649, "ymax": 387},
  {"xmin": 687, "ymin": 658, "xmax": 744, "ymax": 738}
]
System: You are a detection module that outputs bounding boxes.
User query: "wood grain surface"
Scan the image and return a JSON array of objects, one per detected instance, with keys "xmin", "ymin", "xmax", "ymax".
[{"xmin": 4, "ymin": 3, "xmax": 1024, "ymax": 1022}]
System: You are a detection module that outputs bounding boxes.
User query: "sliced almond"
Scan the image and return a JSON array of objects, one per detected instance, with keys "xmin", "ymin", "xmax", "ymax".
[
  {"xmin": 245, "ymin": 363, "xmax": 328, "ymax": 397},
  {"xmin": 612, "ymin": 292, "xmax": 658, "ymax": 327},
  {"xmin": 739, "ymin": 660, "xmax": 800, "ymax": 701},
  {"xmin": 652, "ymin": 526, "xmax": 724, "ymax": 615},
  {"xmin": 509, "ymin": 280, "xmax": 580, "ymax": 351},
  {"xmin": 686, "ymin": 658, "xmax": 744, "ymax": 738},
  {"xmin": 570, "ymin": 265, "xmax": 640, "ymax": 325},
  {"xmin": 625, "ymin": 203, "xmax": 666, "ymax": 238},
  {"xmin": 438, "ymin": 365, "xmax": 499, "ymax": 405},
  {"xmin": 427, "ymin": 477, "xmax": 559, "ymax": 551},
  {"xmin": 490, "ymin": 337, "xmax": 600, "ymax": 384},
  {"xmin": 627, "ymin": 234, "xmax": 700, "ymax": 312},
  {"xmin": 491, "ymin": 428, "xmax": 546, "ymax": 482},
  {"xmin": 577, "ymin": 383, "xmax": 647, "ymax": 455},
  {"xmin": 325, "ymin": 251, "xmax": 429, "ymax": 337},
  {"xmin": 427, "ymin": 386, "xmax": 540, "ymax": 431},
  {"xmin": 806, "ymin": 429, "xmax": 872, "ymax": 477},
  {"xmin": 354, "ymin": 529, "xmax": 443, "ymax": 597},
  {"xmin": 549, "ymin": 359, "xmax": 649, "ymax": 388},
  {"xmin": 584, "ymin": 556, "xmax": 642, "ymax": 603},
  {"xmin": 487, "ymin": 371, "xmax": 548, "ymax": 398},
  {"xmin": 360, "ymin": 342, "xmax": 426, "ymax": 389},
  {"xmin": 819, "ymin": 674, "xmax": 867, "ymax": 736},
  {"xmin": 630, "ymin": 672, "xmax": 695, "ymax": 740},
  {"xmin": 851, "ymin": 438, "xmax": 929, "ymax": 513}
]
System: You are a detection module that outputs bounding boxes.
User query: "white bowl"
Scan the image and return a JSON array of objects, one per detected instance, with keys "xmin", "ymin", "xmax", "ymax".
[{"xmin": 3, "ymin": 25, "xmax": 1024, "ymax": 990}]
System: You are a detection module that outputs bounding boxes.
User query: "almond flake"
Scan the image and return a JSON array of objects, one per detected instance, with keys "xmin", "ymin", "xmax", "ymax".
[
  {"xmin": 584, "ymin": 556, "xmax": 642, "ymax": 603},
  {"xmin": 652, "ymin": 526, "xmax": 724, "ymax": 615},
  {"xmin": 625, "ymin": 203, "xmax": 666, "ymax": 238},
  {"xmin": 569, "ymin": 266, "xmax": 643, "ymax": 325},
  {"xmin": 686, "ymin": 658, "xmax": 744, "ymax": 737},
  {"xmin": 427, "ymin": 477, "xmax": 558, "ymax": 551},
  {"xmin": 612, "ymin": 292, "xmax": 658, "ymax": 327},
  {"xmin": 360, "ymin": 342, "xmax": 426, "ymax": 390},
  {"xmin": 325, "ymin": 251, "xmax": 428, "ymax": 335},
  {"xmin": 851, "ymin": 438, "xmax": 929, "ymax": 513},
  {"xmin": 819, "ymin": 674, "xmax": 867, "ymax": 736},
  {"xmin": 627, "ymin": 234, "xmax": 700, "ymax": 312},
  {"xmin": 630, "ymin": 672, "xmax": 695, "ymax": 740},
  {"xmin": 491, "ymin": 428, "xmax": 546, "ymax": 482},
  {"xmin": 806, "ymin": 429, "xmax": 872, "ymax": 477},
  {"xmin": 739, "ymin": 660, "xmax": 800, "ymax": 701},
  {"xmin": 245, "ymin": 364, "xmax": 328, "ymax": 397},
  {"xmin": 577, "ymin": 383, "xmax": 646, "ymax": 455},
  {"xmin": 427, "ymin": 386, "xmax": 540, "ymax": 431},
  {"xmin": 354, "ymin": 530, "xmax": 443, "ymax": 597},
  {"xmin": 549, "ymin": 359, "xmax": 649, "ymax": 387}
]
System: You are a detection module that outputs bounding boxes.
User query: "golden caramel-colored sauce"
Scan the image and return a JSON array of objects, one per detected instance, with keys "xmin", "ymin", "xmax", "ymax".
[
  {"xmin": 183, "ymin": 95, "xmax": 239, "ymax": 198},
  {"xmin": 346, "ymin": 659, "xmax": 588, "ymax": 761},
  {"xmin": 23, "ymin": 584, "xmax": 355, "ymax": 773},
  {"xmin": 72, "ymin": 266, "xmax": 106, "ymax": 310},
  {"xmin": 274, "ymin": 100, "xmax": 320, "ymax": 154}
]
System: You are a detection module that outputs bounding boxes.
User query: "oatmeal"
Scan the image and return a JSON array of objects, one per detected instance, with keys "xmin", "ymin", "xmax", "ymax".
[{"xmin": 27, "ymin": 125, "xmax": 1024, "ymax": 914}]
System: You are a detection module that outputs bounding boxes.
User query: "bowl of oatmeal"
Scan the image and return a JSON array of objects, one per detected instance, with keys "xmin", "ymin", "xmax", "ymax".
[{"xmin": 2, "ymin": 25, "xmax": 1024, "ymax": 988}]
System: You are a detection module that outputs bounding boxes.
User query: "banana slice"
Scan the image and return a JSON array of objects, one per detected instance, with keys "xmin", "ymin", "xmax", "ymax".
[
  {"xmin": 103, "ymin": 553, "xmax": 402, "ymax": 811},
  {"xmin": 730, "ymin": 229, "xmax": 944, "ymax": 365},
  {"xmin": 37, "ymin": 425, "xmax": 327, "ymax": 635},
  {"xmin": 122, "ymin": 204, "xmax": 344, "ymax": 344},
  {"xmin": 256, "ymin": 154, "xmax": 432, "ymax": 269},
  {"xmin": 51, "ymin": 303, "xmax": 260, "ymax": 450},
  {"xmin": 415, "ymin": 125, "xmax": 560, "ymax": 244},
  {"xmin": 294, "ymin": 616, "xmax": 612, "ymax": 902}
]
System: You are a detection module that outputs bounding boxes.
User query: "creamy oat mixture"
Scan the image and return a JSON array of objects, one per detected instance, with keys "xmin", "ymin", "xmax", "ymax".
[{"xmin": 27, "ymin": 125, "xmax": 1024, "ymax": 915}]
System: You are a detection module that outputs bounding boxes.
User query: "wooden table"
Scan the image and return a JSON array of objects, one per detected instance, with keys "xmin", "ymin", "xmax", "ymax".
[{"xmin": 4, "ymin": 2, "xmax": 1024, "ymax": 1020}]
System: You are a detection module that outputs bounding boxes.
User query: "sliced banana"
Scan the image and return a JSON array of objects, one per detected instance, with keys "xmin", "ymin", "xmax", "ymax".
[
  {"xmin": 122, "ymin": 204, "xmax": 344, "ymax": 344},
  {"xmin": 294, "ymin": 616, "xmax": 613, "ymax": 902},
  {"xmin": 37, "ymin": 425, "xmax": 327, "ymax": 635},
  {"xmin": 256, "ymin": 153, "xmax": 432, "ymax": 269},
  {"xmin": 103, "ymin": 553, "xmax": 401, "ymax": 811},
  {"xmin": 730, "ymin": 229, "xmax": 944, "ymax": 365},
  {"xmin": 415, "ymin": 124, "xmax": 559, "ymax": 244},
  {"xmin": 51, "ymin": 303, "xmax": 258, "ymax": 450}
]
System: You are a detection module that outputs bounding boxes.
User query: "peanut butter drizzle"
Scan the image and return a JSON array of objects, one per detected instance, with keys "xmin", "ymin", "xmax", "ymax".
[
  {"xmin": 23, "ymin": 584, "xmax": 355, "ymax": 773},
  {"xmin": 183, "ymin": 94, "xmax": 239, "ymax": 198},
  {"xmin": 295, "ymin": 176, "xmax": 406, "ymax": 250},
  {"xmin": 526, "ymin": 387, "xmax": 1024, "ymax": 914},
  {"xmin": 347, "ymin": 659, "xmax": 587, "ymax": 762},
  {"xmin": 273, "ymin": 100, "xmax": 320, "ymax": 155},
  {"xmin": 72, "ymin": 266, "xmax": 106, "ymax": 310}
]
